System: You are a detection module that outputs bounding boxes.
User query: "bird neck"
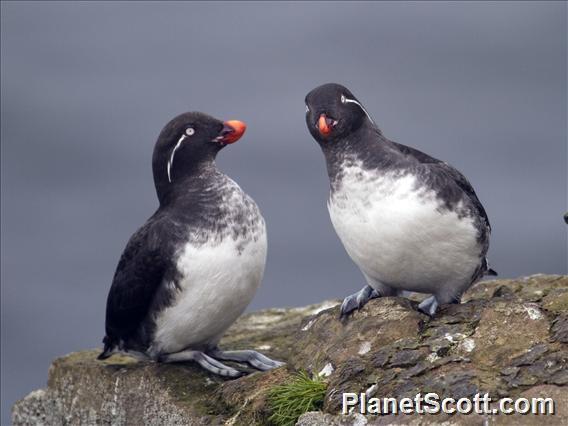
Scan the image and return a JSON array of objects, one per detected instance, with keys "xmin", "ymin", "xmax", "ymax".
[
  {"xmin": 154, "ymin": 159, "xmax": 218, "ymax": 207},
  {"xmin": 321, "ymin": 120, "xmax": 390, "ymax": 180}
]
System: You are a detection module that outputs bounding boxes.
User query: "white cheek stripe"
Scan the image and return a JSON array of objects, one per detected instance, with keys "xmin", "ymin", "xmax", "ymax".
[
  {"xmin": 167, "ymin": 134, "xmax": 187, "ymax": 183},
  {"xmin": 344, "ymin": 98, "xmax": 375, "ymax": 124}
]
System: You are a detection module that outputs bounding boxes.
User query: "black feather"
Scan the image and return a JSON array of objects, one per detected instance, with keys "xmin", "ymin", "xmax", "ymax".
[
  {"xmin": 391, "ymin": 141, "xmax": 491, "ymax": 233},
  {"xmin": 100, "ymin": 212, "xmax": 177, "ymax": 355}
]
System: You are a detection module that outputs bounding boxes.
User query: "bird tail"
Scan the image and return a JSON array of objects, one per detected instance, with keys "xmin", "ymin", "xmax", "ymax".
[
  {"xmin": 97, "ymin": 336, "xmax": 115, "ymax": 360},
  {"xmin": 483, "ymin": 257, "xmax": 498, "ymax": 276}
]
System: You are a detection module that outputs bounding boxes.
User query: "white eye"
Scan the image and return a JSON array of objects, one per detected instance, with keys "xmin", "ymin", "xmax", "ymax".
[
  {"xmin": 305, "ymin": 104, "xmax": 310, "ymax": 113},
  {"xmin": 185, "ymin": 127, "xmax": 195, "ymax": 136},
  {"xmin": 341, "ymin": 95, "xmax": 346, "ymax": 104}
]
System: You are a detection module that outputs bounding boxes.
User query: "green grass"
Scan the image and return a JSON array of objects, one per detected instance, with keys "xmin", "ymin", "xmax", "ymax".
[{"xmin": 267, "ymin": 371, "xmax": 327, "ymax": 426}]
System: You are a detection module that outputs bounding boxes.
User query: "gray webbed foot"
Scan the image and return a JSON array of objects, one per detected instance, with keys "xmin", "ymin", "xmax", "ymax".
[
  {"xmin": 340, "ymin": 285, "xmax": 380, "ymax": 318},
  {"xmin": 418, "ymin": 295, "xmax": 439, "ymax": 316},
  {"xmin": 209, "ymin": 349, "xmax": 285, "ymax": 371},
  {"xmin": 158, "ymin": 350, "xmax": 245, "ymax": 378}
]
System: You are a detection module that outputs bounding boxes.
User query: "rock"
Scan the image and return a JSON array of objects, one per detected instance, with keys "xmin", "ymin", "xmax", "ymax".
[
  {"xmin": 12, "ymin": 275, "xmax": 568, "ymax": 425},
  {"xmin": 551, "ymin": 315, "xmax": 568, "ymax": 343},
  {"xmin": 12, "ymin": 351, "xmax": 224, "ymax": 426},
  {"xmin": 296, "ymin": 411, "xmax": 368, "ymax": 426},
  {"xmin": 12, "ymin": 301, "xmax": 333, "ymax": 426}
]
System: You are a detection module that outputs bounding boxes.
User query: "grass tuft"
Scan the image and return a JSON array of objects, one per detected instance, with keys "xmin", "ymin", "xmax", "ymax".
[{"xmin": 267, "ymin": 371, "xmax": 327, "ymax": 426}]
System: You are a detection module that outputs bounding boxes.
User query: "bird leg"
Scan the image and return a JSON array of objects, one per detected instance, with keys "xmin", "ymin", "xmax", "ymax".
[
  {"xmin": 340, "ymin": 285, "xmax": 380, "ymax": 318},
  {"xmin": 158, "ymin": 350, "xmax": 244, "ymax": 378},
  {"xmin": 418, "ymin": 295, "xmax": 439, "ymax": 316},
  {"xmin": 208, "ymin": 348, "xmax": 285, "ymax": 371},
  {"xmin": 418, "ymin": 292, "xmax": 462, "ymax": 316}
]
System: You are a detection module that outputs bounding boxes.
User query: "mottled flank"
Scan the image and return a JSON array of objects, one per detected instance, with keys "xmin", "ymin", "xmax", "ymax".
[
  {"xmin": 172, "ymin": 171, "xmax": 265, "ymax": 247},
  {"xmin": 14, "ymin": 275, "xmax": 568, "ymax": 426}
]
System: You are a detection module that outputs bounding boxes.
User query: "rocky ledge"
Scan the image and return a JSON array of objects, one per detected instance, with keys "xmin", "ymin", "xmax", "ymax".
[{"xmin": 13, "ymin": 275, "xmax": 568, "ymax": 425}]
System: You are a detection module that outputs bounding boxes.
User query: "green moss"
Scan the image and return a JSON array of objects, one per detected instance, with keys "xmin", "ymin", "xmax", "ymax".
[{"xmin": 267, "ymin": 371, "xmax": 327, "ymax": 426}]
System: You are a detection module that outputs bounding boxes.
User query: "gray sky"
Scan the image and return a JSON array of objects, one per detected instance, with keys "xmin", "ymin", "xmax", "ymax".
[{"xmin": 1, "ymin": 1, "xmax": 566, "ymax": 422}]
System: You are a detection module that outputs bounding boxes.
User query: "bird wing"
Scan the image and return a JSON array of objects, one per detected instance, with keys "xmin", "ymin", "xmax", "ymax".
[
  {"xmin": 391, "ymin": 141, "xmax": 442, "ymax": 164},
  {"xmin": 392, "ymin": 141, "xmax": 491, "ymax": 231},
  {"xmin": 100, "ymin": 216, "xmax": 170, "ymax": 356},
  {"xmin": 428, "ymin": 161, "xmax": 491, "ymax": 232}
]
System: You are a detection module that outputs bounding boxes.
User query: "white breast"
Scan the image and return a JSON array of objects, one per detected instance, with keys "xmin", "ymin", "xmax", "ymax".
[
  {"xmin": 328, "ymin": 163, "xmax": 481, "ymax": 296},
  {"xmin": 152, "ymin": 217, "xmax": 266, "ymax": 355}
]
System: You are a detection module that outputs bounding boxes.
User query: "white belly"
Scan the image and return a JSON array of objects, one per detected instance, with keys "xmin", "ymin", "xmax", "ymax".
[
  {"xmin": 152, "ymin": 227, "xmax": 267, "ymax": 354},
  {"xmin": 329, "ymin": 170, "xmax": 481, "ymax": 295}
]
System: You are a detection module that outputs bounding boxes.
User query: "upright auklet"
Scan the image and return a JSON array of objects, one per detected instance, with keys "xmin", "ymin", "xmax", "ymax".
[
  {"xmin": 98, "ymin": 112, "xmax": 283, "ymax": 377},
  {"xmin": 304, "ymin": 83, "xmax": 496, "ymax": 317}
]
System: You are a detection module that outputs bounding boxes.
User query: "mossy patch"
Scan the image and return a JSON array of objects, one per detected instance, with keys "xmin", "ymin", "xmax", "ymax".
[
  {"xmin": 217, "ymin": 367, "xmax": 291, "ymax": 425},
  {"xmin": 267, "ymin": 371, "xmax": 327, "ymax": 426}
]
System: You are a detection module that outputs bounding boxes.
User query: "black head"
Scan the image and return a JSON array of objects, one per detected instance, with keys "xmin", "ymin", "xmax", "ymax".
[
  {"xmin": 152, "ymin": 111, "xmax": 246, "ymax": 203},
  {"xmin": 305, "ymin": 83, "xmax": 374, "ymax": 144}
]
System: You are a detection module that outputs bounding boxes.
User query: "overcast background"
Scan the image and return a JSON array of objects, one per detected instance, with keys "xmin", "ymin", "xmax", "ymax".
[{"xmin": 1, "ymin": 1, "xmax": 566, "ymax": 422}]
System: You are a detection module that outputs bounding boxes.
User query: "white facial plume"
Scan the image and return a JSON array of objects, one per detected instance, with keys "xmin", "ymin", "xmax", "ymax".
[
  {"xmin": 167, "ymin": 128, "xmax": 194, "ymax": 183},
  {"xmin": 341, "ymin": 94, "xmax": 375, "ymax": 124}
]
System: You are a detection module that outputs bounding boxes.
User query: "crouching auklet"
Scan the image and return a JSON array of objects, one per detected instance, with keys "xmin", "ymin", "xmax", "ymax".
[
  {"xmin": 304, "ymin": 83, "xmax": 496, "ymax": 317},
  {"xmin": 98, "ymin": 112, "xmax": 283, "ymax": 377}
]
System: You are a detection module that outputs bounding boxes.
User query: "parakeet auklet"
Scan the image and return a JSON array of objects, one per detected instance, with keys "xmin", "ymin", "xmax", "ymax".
[
  {"xmin": 305, "ymin": 83, "xmax": 496, "ymax": 317},
  {"xmin": 98, "ymin": 112, "xmax": 283, "ymax": 377}
]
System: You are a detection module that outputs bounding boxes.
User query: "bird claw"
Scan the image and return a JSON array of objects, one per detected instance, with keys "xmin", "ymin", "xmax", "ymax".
[
  {"xmin": 158, "ymin": 350, "xmax": 245, "ymax": 378},
  {"xmin": 340, "ymin": 285, "xmax": 380, "ymax": 318},
  {"xmin": 208, "ymin": 349, "xmax": 285, "ymax": 372}
]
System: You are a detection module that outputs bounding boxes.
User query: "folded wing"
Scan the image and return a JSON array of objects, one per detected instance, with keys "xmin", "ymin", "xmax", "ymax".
[{"xmin": 99, "ymin": 220, "xmax": 169, "ymax": 358}]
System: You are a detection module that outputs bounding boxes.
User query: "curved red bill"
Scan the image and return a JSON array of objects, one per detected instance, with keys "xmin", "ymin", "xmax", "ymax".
[
  {"xmin": 221, "ymin": 120, "xmax": 247, "ymax": 144},
  {"xmin": 318, "ymin": 114, "xmax": 332, "ymax": 136}
]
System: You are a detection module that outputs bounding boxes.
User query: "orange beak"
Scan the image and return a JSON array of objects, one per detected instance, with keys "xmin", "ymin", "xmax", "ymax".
[
  {"xmin": 221, "ymin": 120, "xmax": 247, "ymax": 144},
  {"xmin": 318, "ymin": 114, "xmax": 332, "ymax": 136}
]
